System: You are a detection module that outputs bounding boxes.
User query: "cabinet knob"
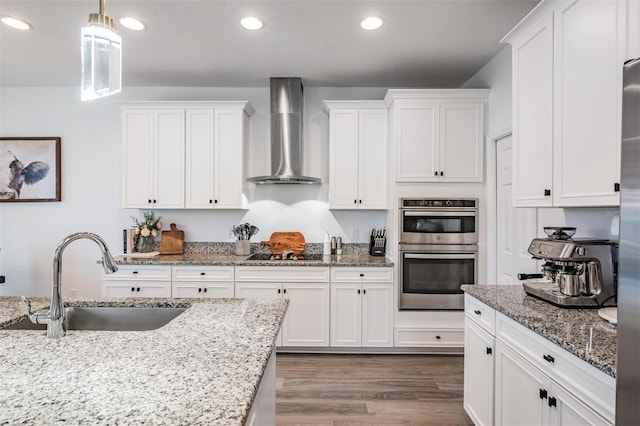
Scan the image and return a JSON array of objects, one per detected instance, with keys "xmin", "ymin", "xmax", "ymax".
[
  {"xmin": 548, "ymin": 397, "xmax": 557, "ymax": 408},
  {"xmin": 614, "ymin": 182, "xmax": 620, "ymax": 192},
  {"xmin": 198, "ymin": 288, "xmax": 202, "ymax": 293},
  {"xmin": 359, "ymin": 200, "xmax": 362, "ymax": 204},
  {"xmin": 435, "ymin": 335, "xmax": 441, "ymax": 340},
  {"xmin": 357, "ymin": 289, "xmax": 361, "ymax": 294},
  {"xmin": 359, "ymin": 273, "xmax": 365, "ymax": 277},
  {"xmin": 283, "ymin": 288, "xmax": 287, "ymax": 294},
  {"xmin": 148, "ymin": 199, "xmax": 152, "ymax": 204},
  {"xmin": 277, "ymin": 289, "xmax": 281, "ymax": 294},
  {"xmin": 486, "ymin": 347, "xmax": 492, "ymax": 355},
  {"xmin": 474, "ymin": 309, "xmax": 481, "ymax": 315},
  {"xmin": 214, "ymin": 200, "xmax": 218, "ymax": 204},
  {"xmin": 440, "ymin": 171, "xmax": 444, "ymax": 176},
  {"xmin": 543, "ymin": 354, "xmax": 555, "ymax": 363},
  {"xmin": 434, "ymin": 171, "xmax": 438, "ymax": 176},
  {"xmin": 203, "ymin": 288, "xmax": 207, "ymax": 293},
  {"xmin": 200, "ymin": 272, "xmax": 206, "ymax": 276},
  {"xmin": 136, "ymin": 287, "xmax": 141, "ymax": 292},
  {"xmin": 354, "ymin": 199, "xmax": 357, "ymax": 204},
  {"xmin": 131, "ymin": 287, "xmax": 135, "ymax": 292},
  {"xmin": 132, "ymin": 271, "xmax": 139, "ymax": 274},
  {"xmin": 539, "ymin": 389, "xmax": 548, "ymax": 400},
  {"xmin": 209, "ymin": 199, "xmax": 213, "ymax": 204},
  {"xmin": 544, "ymin": 189, "xmax": 551, "ymax": 196},
  {"xmin": 153, "ymin": 199, "xmax": 157, "ymax": 203},
  {"xmin": 363, "ymin": 289, "xmax": 366, "ymax": 294}
]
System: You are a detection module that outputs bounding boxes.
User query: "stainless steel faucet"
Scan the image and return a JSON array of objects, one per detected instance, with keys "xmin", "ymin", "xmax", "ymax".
[{"xmin": 22, "ymin": 232, "xmax": 118, "ymax": 338}]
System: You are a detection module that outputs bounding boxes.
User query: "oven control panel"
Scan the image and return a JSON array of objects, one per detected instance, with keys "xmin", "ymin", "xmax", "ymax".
[{"xmin": 400, "ymin": 198, "xmax": 477, "ymax": 208}]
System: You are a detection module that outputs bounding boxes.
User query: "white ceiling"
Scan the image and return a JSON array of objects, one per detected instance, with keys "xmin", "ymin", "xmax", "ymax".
[{"xmin": 0, "ymin": 0, "xmax": 540, "ymax": 88}]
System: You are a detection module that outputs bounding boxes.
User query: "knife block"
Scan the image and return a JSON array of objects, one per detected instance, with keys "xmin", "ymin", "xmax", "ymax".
[{"xmin": 369, "ymin": 235, "xmax": 386, "ymax": 256}]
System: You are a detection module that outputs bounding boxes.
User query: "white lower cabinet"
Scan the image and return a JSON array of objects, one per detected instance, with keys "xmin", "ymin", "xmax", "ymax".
[
  {"xmin": 246, "ymin": 348, "xmax": 276, "ymax": 426},
  {"xmin": 171, "ymin": 266, "xmax": 234, "ymax": 298},
  {"xmin": 463, "ymin": 318, "xmax": 495, "ymax": 426},
  {"xmin": 330, "ymin": 267, "xmax": 393, "ymax": 347},
  {"xmin": 102, "ymin": 265, "xmax": 172, "ymax": 298},
  {"xmin": 464, "ymin": 295, "xmax": 615, "ymax": 426},
  {"xmin": 235, "ymin": 267, "xmax": 330, "ymax": 347}
]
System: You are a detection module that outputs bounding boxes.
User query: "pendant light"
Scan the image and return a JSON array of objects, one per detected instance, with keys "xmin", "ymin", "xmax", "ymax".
[{"xmin": 80, "ymin": 0, "xmax": 122, "ymax": 101}]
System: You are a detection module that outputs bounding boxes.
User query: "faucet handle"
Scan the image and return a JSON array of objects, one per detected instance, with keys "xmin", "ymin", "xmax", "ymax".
[{"xmin": 21, "ymin": 296, "xmax": 33, "ymax": 316}]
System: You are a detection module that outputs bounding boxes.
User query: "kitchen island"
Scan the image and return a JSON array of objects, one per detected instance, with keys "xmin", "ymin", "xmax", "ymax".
[
  {"xmin": 462, "ymin": 284, "xmax": 617, "ymax": 425},
  {"xmin": 0, "ymin": 296, "xmax": 287, "ymax": 425}
]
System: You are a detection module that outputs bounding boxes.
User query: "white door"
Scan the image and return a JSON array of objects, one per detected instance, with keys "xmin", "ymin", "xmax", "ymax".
[
  {"xmin": 358, "ymin": 108, "xmax": 387, "ymax": 209},
  {"xmin": 122, "ymin": 109, "xmax": 153, "ymax": 208},
  {"xmin": 330, "ymin": 283, "xmax": 361, "ymax": 346},
  {"xmin": 439, "ymin": 102, "xmax": 484, "ymax": 182},
  {"xmin": 281, "ymin": 283, "xmax": 330, "ymax": 346},
  {"xmin": 495, "ymin": 341, "xmax": 546, "ymax": 426},
  {"xmin": 153, "ymin": 109, "xmax": 185, "ymax": 208},
  {"xmin": 394, "ymin": 101, "xmax": 439, "ymax": 182},
  {"xmin": 361, "ymin": 283, "xmax": 393, "ymax": 347},
  {"xmin": 329, "ymin": 109, "xmax": 359, "ymax": 209},
  {"xmin": 464, "ymin": 319, "xmax": 495, "ymax": 426},
  {"xmin": 496, "ymin": 136, "xmax": 538, "ymax": 284},
  {"xmin": 215, "ymin": 109, "xmax": 245, "ymax": 208},
  {"xmin": 185, "ymin": 109, "xmax": 215, "ymax": 208}
]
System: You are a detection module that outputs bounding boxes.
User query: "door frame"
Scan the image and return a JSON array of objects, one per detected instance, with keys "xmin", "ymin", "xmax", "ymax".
[{"xmin": 485, "ymin": 127, "xmax": 512, "ymax": 285}]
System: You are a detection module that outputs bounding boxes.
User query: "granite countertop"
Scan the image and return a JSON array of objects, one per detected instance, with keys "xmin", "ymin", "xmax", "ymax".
[
  {"xmin": 116, "ymin": 253, "xmax": 394, "ymax": 267},
  {"xmin": 462, "ymin": 285, "xmax": 617, "ymax": 378},
  {"xmin": 0, "ymin": 296, "xmax": 288, "ymax": 425}
]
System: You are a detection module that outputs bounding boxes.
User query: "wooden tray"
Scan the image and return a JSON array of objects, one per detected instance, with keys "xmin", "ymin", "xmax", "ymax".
[
  {"xmin": 160, "ymin": 223, "xmax": 184, "ymax": 255},
  {"xmin": 261, "ymin": 232, "xmax": 305, "ymax": 255}
]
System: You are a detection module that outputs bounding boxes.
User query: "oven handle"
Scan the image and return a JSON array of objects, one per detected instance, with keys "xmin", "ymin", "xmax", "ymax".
[
  {"xmin": 403, "ymin": 211, "xmax": 476, "ymax": 217},
  {"xmin": 404, "ymin": 253, "xmax": 477, "ymax": 260}
]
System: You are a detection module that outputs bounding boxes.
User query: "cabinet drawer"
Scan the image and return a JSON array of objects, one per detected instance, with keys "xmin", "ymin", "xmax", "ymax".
[
  {"xmin": 395, "ymin": 327, "xmax": 464, "ymax": 348},
  {"xmin": 465, "ymin": 294, "xmax": 495, "ymax": 334},
  {"xmin": 172, "ymin": 266, "xmax": 234, "ymax": 281},
  {"xmin": 495, "ymin": 312, "xmax": 615, "ymax": 422},
  {"xmin": 235, "ymin": 267, "xmax": 329, "ymax": 282},
  {"xmin": 104, "ymin": 281, "xmax": 171, "ymax": 298},
  {"xmin": 330, "ymin": 267, "xmax": 393, "ymax": 282},
  {"xmin": 105, "ymin": 265, "xmax": 171, "ymax": 281}
]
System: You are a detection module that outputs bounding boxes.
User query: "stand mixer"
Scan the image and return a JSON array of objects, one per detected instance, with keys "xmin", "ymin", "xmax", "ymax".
[{"xmin": 520, "ymin": 232, "xmax": 618, "ymax": 308}]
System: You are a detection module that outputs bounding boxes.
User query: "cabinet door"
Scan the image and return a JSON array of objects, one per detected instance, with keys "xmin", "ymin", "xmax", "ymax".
[
  {"xmin": 330, "ymin": 283, "xmax": 361, "ymax": 346},
  {"xmin": 153, "ymin": 109, "xmax": 185, "ymax": 208},
  {"xmin": 329, "ymin": 109, "xmax": 359, "ymax": 209},
  {"xmin": 548, "ymin": 382, "xmax": 612, "ymax": 426},
  {"xmin": 361, "ymin": 283, "xmax": 393, "ymax": 347},
  {"xmin": 122, "ymin": 109, "xmax": 153, "ymax": 208},
  {"xmin": 104, "ymin": 281, "xmax": 171, "ymax": 298},
  {"xmin": 553, "ymin": 0, "xmax": 624, "ymax": 207},
  {"xmin": 202, "ymin": 283, "xmax": 234, "ymax": 298},
  {"xmin": 185, "ymin": 109, "xmax": 215, "ymax": 208},
  {"xmin": 394, "ymin": 101, "xmax": 439, "ymax": 182},
  {"xmin": 358, "ymin": 109, "xmax": 387, "ymax": 209},
  {"xmin": 172, "ymin": 282, "xmax": 204, "ymax": 298},
  {"xmin": 495, "ymin": 341, "xmax": 546, "ymax": 426},
  {"xmin": 281, "ymin": 283, "xmax": 330, "ymax": 346},
  {"xmin": 215, "ymin": 109, "xmax": 246, "ymax": 209},
  {"xmin": 512, "ymin": 15, "xmax": 554, "ymax": 207},
  {"xmin": 439, "ymin": 102, "xmax": 484, "ymax": 182},
  {"xmin": 464, "ymin": 319, "xmax": 495, "ymax": 426}
]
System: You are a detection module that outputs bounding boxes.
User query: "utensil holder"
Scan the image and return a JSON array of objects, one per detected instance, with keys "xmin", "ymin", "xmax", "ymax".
[{"xmin": 235, "ymin": 240, "xmax": 250, "ymax": 256}]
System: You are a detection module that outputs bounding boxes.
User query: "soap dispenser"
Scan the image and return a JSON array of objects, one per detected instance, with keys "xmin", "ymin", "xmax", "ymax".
[{"xmin": 323, "ymin": 232, "xmax": 331, "ymax": 256}]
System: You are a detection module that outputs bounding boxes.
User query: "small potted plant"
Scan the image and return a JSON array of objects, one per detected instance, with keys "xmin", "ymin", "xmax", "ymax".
[{"xmin": 131, "ymin": 211, "xmax": 162, "ymax": 253}]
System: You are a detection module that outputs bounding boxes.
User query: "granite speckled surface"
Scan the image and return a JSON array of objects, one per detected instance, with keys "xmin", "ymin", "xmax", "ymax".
[
  {"xmin": 0, "ymin": 296, "xmax": 287, "ymax": 425},
  {"xmin": 462, "ymin": 285, "xmax": 617, "ymax": 377},
  {"xmin": 118, "ymin": 242, "xmax": 393, "ymax": 267}
]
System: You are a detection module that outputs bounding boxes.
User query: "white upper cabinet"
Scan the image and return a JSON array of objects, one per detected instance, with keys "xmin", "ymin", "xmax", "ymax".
[
  {"xmin": 511, "ymin": 15, "xmax": 555, "ymax": 207},
  {"xmin": 503, "ymin": 0, "xmax": 627, "ymax": 207},
  {"xmin": 122, "ymin": 108, "xmax": 185, "ymax": 208},
  {"xmin": 553, "ymin": 0, "xmax": 625, "ymax": 206},
  {"xmin": 186, "ymin": 105, "xmax": 252, "ymax": 209},
  {"xmin": 325, "ymin": 101, "xmax": 387, "ymax": 210},
  {"xmin": 121, "ymin": 101, "xmax": 253, "ymax": 210},
  {"xmin": 385, "ymin": 90, "xmax": 487, "ymax": 183}
]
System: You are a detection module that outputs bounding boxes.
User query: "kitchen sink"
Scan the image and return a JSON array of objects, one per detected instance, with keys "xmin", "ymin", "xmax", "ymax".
[{"xmin": 3, "ymin": 306, "xmax": 187, "ymax": 331}]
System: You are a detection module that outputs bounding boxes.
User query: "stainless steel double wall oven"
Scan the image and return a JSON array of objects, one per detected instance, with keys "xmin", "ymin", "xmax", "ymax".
[{"xmin": 399, "ymin": 198, "xmax": 478, "ymax": 310}]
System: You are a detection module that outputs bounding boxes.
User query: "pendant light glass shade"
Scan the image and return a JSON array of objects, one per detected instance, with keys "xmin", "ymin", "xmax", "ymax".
[{"xmin": 80, "ymin": 3, "xmax": 122, "ymax": 101}]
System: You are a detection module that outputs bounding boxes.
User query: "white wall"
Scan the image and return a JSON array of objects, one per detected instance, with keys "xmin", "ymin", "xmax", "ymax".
[
  {"xmin": 0, "ymin": 85, "xmax": 388, "ymax": 297},
  {"xmin": 463, "ymin": 46, "xmax": 513, "ymax": 136}
]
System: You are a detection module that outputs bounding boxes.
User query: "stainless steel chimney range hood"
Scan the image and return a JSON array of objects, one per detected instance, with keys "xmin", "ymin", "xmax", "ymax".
[{"xmin": 247, "ymin": 77, "xmax": 321, "ymax": 185}]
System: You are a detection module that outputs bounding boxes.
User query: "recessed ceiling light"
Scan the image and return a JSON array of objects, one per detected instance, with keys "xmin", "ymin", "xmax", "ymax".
[
  {"xmin": 240, "ymin": 16, "xmax": 263, "ymax": 31},
  {"xmin": 0, "ymin": 16, "xmax": 33, "ymax": 30},
  {"xmin": 360, "ymin": 16, "xmax": 383, "ymax": 31},
  {"xmin": 119, "ymin": 17, "xmax": 146, "ymax": 31}
]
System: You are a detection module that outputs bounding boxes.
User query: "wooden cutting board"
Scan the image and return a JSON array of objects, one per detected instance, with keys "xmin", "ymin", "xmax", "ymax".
[
  {"xmin": 160, "ymin": 223, "xmax": 184, "ymax": 255},
  {"xmin": 261, "ymin": 232, "xmax": 305, "ymax": 255}
]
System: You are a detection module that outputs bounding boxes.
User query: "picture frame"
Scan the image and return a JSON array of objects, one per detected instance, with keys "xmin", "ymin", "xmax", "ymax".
[{"xmin": 0, "ymin": 137, "xmax": 61, "ymax": 202}]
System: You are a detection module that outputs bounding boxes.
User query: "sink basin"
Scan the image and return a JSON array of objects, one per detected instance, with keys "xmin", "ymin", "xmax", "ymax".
[{"xmin": 3, "ymin": 307, "xmax": 187, "ymax": 331}]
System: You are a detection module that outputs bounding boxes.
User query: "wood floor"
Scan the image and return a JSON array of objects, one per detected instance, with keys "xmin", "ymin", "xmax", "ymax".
[{"xmin": 275, "ymin": 353, "xmax": 473, "ymax": 425}]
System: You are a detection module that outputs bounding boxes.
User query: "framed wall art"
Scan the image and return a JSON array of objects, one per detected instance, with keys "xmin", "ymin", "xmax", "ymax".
[{"xmin": 0, "ymin": 137, "xmax": 61, "ymax": 202}]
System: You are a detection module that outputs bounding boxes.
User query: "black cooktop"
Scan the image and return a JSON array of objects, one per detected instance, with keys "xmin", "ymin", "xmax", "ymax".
[{"xmin": 246, "ymin": 253, "xmax": 325, "ymax": 261}]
